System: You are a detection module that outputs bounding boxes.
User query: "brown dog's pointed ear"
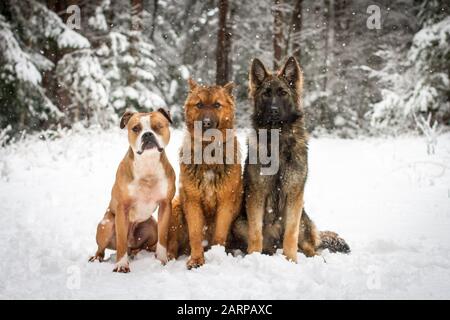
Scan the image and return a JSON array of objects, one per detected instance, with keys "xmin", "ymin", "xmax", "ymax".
[
  {"xmin": 188, "ymin": 78, "xmax": 198, "ymax": 91},
  {"xmin": 223, "ymin": 81, "xmax": 235, "ymax": 95},
  {"xmin": 120, "ymin": 111, "xmax": 134, "ymax": 129},
  {"xmin": 250, "ymin": 58, "xmax": 268, "ymax": 88},
  {"xmin": 157, "ymin": 108, "xmax": 172, "ymax": 124},
  {"xmin": 279, "ymin": 56, "xmax": 302, "ymax": 89}
]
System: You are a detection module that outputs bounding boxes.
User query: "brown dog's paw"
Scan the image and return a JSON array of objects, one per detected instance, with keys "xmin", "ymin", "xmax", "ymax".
[
  {"xmin": 167, "ymin": 251, "xmax": 177, "ymax": 261},
  {"xmin": 186, "ymin": 256, "xmax": 205, "ymax": 270},
  {"xmin": 88, "ymin": 255, "xmax": 104, "ymax": 263}
]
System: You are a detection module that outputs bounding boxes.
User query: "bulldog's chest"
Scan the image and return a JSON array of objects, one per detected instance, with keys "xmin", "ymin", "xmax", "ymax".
[{"xmin": 128, "ymin": 154, "xmax": 168, "ymax": 222}]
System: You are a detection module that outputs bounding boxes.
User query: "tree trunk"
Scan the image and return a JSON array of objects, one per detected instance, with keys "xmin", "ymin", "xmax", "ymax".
[
  {"xmin": 322, "ymin": 0, "xmax": 334, "ymax": 92},
  {"xmin": 129, "ymin": 0, "xmax": 143, "ymax": 86},
  {"xmin": 273, "ymin": 0, "xmax": 283, "ymax": 69},
  {"xmin": 286, "ymin": 0, "xmax": 302, "ymax": 61},
  {"xmin": 43, "ymin": 0, "xmax": 77, "ymax": 115},
  {"xmin": 216, "ymin": 0, "xmax": 231, "ymax": 85},
  {"xmin": 150, "ymin": 0, "xmax": 158, "ymax": 40},
  {"xmin": 130, "ymin": 0, "xmax": 143, "ymax": 32}
]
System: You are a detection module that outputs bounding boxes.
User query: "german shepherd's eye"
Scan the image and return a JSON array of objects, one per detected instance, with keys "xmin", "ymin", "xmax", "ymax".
[
  {"xmin": 132, "ymin": 125, "xmax": 140, "ymax": 133},
  {"xmin": 196, "ymin": 102, "xmax": 204, "ymax": 109},
  {"xmin": 279, "ymin": 90, "xmax": 288, "ymax": 96},
  {"xmin": 263, "ymin": 89, "xmax": 272, "ymax": 98},
  {"xmin": 213, "ymin": 102, "xmax": 221, "ymax": 109}
]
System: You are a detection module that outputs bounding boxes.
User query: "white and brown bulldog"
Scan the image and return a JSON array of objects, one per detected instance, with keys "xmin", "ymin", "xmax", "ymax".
[{"xmin": 89, "ymin": 109, "xmax": 176, "ymax": 273}]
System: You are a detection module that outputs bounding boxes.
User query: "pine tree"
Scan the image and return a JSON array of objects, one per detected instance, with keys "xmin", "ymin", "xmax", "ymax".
[{"xmin": 0, "ymin": 0, "xmax": 90, "ymax": 133}]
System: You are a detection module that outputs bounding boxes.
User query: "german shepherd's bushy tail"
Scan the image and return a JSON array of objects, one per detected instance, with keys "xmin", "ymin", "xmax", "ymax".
[{"xmin": 301, "ymin": 209, "xmax": 351, "ymax": 255}]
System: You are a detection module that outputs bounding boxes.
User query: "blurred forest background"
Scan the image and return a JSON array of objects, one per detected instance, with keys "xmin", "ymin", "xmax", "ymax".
[{"xmin": 0, "ymin": 0, "xmax": 449, "ymax": 140}]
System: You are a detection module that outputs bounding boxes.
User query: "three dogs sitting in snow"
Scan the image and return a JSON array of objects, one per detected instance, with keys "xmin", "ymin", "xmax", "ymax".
[{"xmin": 89, "ymin": 57, "xmax": 350, "ymax": 272}]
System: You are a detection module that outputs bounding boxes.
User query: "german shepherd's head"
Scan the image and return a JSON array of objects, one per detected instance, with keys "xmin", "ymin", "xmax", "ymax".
[
  {"xmin": 184, "ymin": 78, "xmax": 236, "ymax": 136},
  {"xmin": 249, "ymin": 56, "xmax": 304, "ymax": 128}
]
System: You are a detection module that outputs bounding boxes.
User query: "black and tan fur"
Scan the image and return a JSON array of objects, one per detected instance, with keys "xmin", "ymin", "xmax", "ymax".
[{"xmin": 232, "ymin": 57, "xmax": 350, "ymax": 261}]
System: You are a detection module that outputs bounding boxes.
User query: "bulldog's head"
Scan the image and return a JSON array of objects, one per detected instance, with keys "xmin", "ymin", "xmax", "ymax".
[{"xmin": 120, "ymin": 108, "xmax": 172, "ymax": 156}]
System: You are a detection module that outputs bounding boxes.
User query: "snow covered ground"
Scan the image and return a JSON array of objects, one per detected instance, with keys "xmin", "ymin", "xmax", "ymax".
[{"xmin": 1, "ymin": 126, "xmax": 450, "ymax": 299}]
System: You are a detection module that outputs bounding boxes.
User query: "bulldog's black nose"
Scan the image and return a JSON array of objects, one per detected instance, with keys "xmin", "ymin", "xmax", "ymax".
[
  {"xmin": 202, "ymin": 118, "xmax": 212, "ymax": 129},
  {"xmin": 142, "ymin": 131, "xmax": 154, "ymax": 141}
]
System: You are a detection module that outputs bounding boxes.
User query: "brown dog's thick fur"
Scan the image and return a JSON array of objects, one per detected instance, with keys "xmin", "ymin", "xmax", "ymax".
[{"xmin": 167, "ymin": 79, "xmax": 243, "ymax": 269}]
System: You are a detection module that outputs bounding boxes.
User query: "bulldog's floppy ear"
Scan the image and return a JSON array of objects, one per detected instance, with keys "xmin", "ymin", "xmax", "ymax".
[
  {"xmin": 279, "ymin": 56, "xmax": 303, "ymax": 89},
  {"xmin": 157, "ymin": 107, "xmax": 172, "ymax": 124},
  {"xmin": 250, "ymin": 58, "xmax": 268, "ymax": 87},
  {"xmin": 188, "ymin": 78, "xmax": 198, "ymax": 91},
  {"xmin": 223, "ymin": 81, "xmax": 235, "ymax": 95},
  {"xmin": 120, "ymin": 111, "xmax": 134, "ymax": 129}
]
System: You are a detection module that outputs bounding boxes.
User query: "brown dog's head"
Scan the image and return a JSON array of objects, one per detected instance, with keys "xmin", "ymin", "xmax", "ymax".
[
  {"xmin": 249, "ymin": 56, "xmax": 303, "ymax": 128},
  {"xmin": 120, "ymin": 108, "xmax": 172, "ymax": 155},
  {"xmin": 184, "ymin": 78, "xmax": 236, "ymax": 133}
]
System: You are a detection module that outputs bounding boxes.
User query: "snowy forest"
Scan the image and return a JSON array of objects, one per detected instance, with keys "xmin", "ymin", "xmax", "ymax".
[
  {"xmin": 2, "ymin": 0, "xmax": 450, "ymax": 300},
  {"xmin": 0, "ymin": 0, "xmax": 449, "ymax": 139}
]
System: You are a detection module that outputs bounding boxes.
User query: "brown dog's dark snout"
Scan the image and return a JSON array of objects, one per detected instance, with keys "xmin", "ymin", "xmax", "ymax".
[
  {"xmin": 202, "ymin": 117, "xmax": 213, "ymax": 129},
  {"xmin": 200, "ymin": 112, "xmax": 218, "ymax": 129}
]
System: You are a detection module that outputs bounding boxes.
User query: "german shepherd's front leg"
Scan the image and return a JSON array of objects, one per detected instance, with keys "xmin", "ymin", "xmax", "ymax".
[
  {"xmin": 246, "ymin": 190, "xmax": 265, "ymax": 254},
  {"xmin": 283, "ymin": 190, "xmax": 304, "ymax": 263},
  {"xmin": 184, "ymin": 198, "xmax": 206, "ymax": 269}
]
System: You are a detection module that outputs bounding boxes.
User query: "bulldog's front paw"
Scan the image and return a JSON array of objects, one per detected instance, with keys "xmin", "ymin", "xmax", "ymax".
[
  {"xmin": 113, "ymin": 265, "xmax": 130, "ymax": 273},
  {"xmin": 186, "ymin": 255, "xmax": 205, "ymax": 269},
  {"xmin": 113, "ymin": 254, "xmax": 130, "ymax": 273},
  {"xmin": 88, "ymin": 255, "xmax": 104, "ymax": 263}
]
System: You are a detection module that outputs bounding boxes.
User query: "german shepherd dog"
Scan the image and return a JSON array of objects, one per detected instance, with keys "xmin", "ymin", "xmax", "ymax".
[
  {"xmin": 232, "ymin": 57, "xmax": 350, "ymax": 262},
  {"xmin": 167, "ymin": 79, "xmax": 243, "ymax": 269}
]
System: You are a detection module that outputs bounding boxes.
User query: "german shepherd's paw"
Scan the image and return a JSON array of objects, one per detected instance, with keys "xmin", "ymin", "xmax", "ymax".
[{"xmin": 186, "ymin": 256, "xmax": 205, "ymax": 269}]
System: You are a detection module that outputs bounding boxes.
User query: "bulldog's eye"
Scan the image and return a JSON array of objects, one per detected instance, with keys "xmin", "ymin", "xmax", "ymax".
[
  {"xmin": 214, "ymin": 102, "xmax": 221, "ymax": 109},
  {"xmin": 132, "ymin": 125, "xmax": 140, "ymax": 133},
  {"xmin": 196, "ymin": 102, "xmax": 204, "ymax": 109}
]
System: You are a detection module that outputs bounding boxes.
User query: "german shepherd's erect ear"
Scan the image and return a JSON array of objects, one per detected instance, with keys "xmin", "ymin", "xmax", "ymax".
[
  {"xmin": 278, "ymin": 56, "xmax": 303, "ymax": 91},
  {"xmin": 249, "ymin": 58, "xmax": 269, "ymax": 89}
]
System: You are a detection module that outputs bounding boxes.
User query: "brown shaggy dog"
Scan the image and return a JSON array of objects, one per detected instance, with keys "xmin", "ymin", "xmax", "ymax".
[{"xmin": 167, "ymin": 79, "xmax": 243, "ymax": 269}]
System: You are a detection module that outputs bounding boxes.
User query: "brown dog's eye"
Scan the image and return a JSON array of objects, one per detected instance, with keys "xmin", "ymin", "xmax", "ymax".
[
  {"xmin": 132, "ymin": 126, "xmax": 140, "ymax": 133},
  {"xmin": 280, "ymin": 90, "xmax": 288, "ymax": 96},
  {"xmin": 263, "ymin": 90, "xmax": 271, "ymax": 98},
  {"xmin": 196, "ymin": 102, "xmax": 204, "ymax": 109},
  {"xmin": 214, "ymin": 102, "xmax": 221, "ymax": 109}
]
